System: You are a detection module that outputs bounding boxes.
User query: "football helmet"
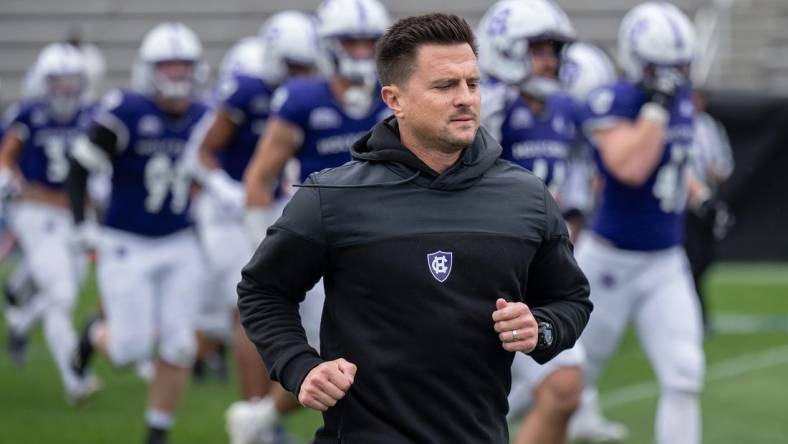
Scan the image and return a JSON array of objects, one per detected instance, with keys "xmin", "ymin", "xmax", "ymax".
[
  {"xmin": 316, "ymin": 0, "xmax": 390, "ymax": 86},
  {"xmin": 258, "ymin": 10, "xmax": 320, "ymax": 87},
  {"xmin": 478, "ymin": 0, "xmax": 575, "ymax": 98},
  {"xmin": 219, "ymin": 36, "xmax": 265, "ymax": 80},
  {"xmin": 560, "ymin": 42, "xmax": 617, "ymax": 102},
  {"xmin": 131, "ymin": 22, "xmax": 209, "ymax": 100},
  {"xmin": 29, "ymin": 42, "xmax": 87, "ymax": 122},
  {"xmin": 618, "ymin": 2, "xmax": 697, "ymax": 84}
]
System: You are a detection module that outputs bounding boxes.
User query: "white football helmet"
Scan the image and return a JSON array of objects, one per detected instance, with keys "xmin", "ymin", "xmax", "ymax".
[
  {"xmin": 316, "ymin": 0, "xmax": 390, "ymax": 85},
  {"xmin": 561, "ymin": 42, "xmax": 617, "ymax": 102},
  {"xmin": 618, "ymin": 2, "xmax": 697, "ymax": 83},
  {"xmin": 132, "ymin": 22, "xmax": 209, "ymax": 100},
  {"xmin": 29, "ymin": 42, "xmax": 88, "ymax": 122},
  {"xmin": 258, "ymin": 10, "xmax": 320, "ymax": 87},
  {"xmin": 219, "ymin": 36, "xmax": 265, "ymax": 80},
  {"xmin": 478, "ymin": 0, "xmax": 575, "ymax": 98}
]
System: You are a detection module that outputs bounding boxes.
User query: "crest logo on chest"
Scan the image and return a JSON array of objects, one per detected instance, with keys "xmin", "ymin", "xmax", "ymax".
[
  {"xmin": 138, "ymin": 115, "xmax": 162, "ymax": 137},
  {"xmin": 427, "ymin": 251, "xmax": 453, "ymax": 283}
]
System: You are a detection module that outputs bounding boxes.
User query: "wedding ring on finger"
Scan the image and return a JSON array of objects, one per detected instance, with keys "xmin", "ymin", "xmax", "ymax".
[{"xmin": 512, "ymin": 329, "xmax": 519, "ymax": 341}]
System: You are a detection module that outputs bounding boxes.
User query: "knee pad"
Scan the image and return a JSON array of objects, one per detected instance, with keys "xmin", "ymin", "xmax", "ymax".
[
  {"xmin": 45, "ymin": 279, "xmax": 78, "ymax": 311},
  {"xmin": 158, "ymin": 331, "xmax": 197, "ymax": 368},
  {"xmin": 660, "ymin": 344, "xmax": 705, "ymax": 394},
  {"xmin": 108, "ymin": 333, "xmax": 153, "ymax": 368}
]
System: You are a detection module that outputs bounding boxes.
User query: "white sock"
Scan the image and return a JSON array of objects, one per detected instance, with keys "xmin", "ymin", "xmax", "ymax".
[
  {"xmin": 42, "ymin": 306, "xmax": 78, "ymax": 390},
  {"xmin": 573, "ymin": 386, "xmax": 603, "ymax": 422},
  {"xmin": 145, "ymin": 409, "xmax": 174, "ymax": 430},
  {"xmin": 656, "ymin": 390, "xmax": 700, "ymax": 444},
  {"xmin": 8, "ymin": 293, "xmax": 48, "ymax": 335},
  {"xmin": 255, "ymin": 396, "xmax": 281, "ymax": 421}
]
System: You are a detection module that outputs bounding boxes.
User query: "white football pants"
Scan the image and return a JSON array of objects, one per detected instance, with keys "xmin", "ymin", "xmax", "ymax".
[
  {"xmin": 98, "ymin": 227, "xmax": 206, "ymax": 368},
  {"xmin": 575, "ymin": 233, "xmax": 704, "ymax": 444}
]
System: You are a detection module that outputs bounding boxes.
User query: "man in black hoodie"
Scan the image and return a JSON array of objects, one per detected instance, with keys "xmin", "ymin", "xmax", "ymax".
[{"xmin": 238, "ymin": 13, "xmax": 592, "ymax": 443}]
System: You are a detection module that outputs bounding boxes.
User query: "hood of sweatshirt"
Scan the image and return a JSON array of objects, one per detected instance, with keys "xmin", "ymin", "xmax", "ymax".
[{"xmin": 350, "ymin": 116, "xmax": 502, "ymax": 191}]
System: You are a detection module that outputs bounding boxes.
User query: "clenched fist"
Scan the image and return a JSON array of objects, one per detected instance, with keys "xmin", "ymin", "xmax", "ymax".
[
  {"xmin": 492, "ymin": 298, "xmax": 538, "ymax": 353},
  {"xmin": 298, "ymin": 358, "xmax": 357, "ymax": 411}
]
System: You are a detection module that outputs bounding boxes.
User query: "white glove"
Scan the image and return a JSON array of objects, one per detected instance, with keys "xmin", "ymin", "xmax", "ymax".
[
  {"xmin": 71, "ymin": 221, "xmax": 100, "ymax": 253},
  {"xmin": 204, "ymin": 169, "xmax": 245, "ymax": 215},
  {"xmin": 0, "ymin": 168, "xmax": 22, "ymax": 201},
  {"xmin": 244, "ymin": 207, "xmax": 277, "ymax": 246}
]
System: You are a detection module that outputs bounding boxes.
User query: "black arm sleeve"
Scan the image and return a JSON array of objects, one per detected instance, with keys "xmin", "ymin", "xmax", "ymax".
[
  {"xmin": 526, "ymin": 186, "xmax": 593, "ymax": 364},
  {"xmin": 65, "ymin": 124, "xmax": 117, "ymax": 224},
  {"xmin": 237, "ymin": 177, "xmax": 328, "ymax": 396}
]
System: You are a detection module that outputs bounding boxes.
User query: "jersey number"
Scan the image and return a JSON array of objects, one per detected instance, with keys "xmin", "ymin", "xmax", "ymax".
[
  {"xmin": 532, "ymin": 158, "xmax": 567, "ymax": 197},
  {"xmin": 44, "ymin": 137, "xmax": 70, "ymax": 183},
  {"xmin": 144, "ymin": 153, "xmax": 190, "ymax": 214},
  {"xmin": 652, "ymin": 143, "xmax": 689, "ymax": 214}
]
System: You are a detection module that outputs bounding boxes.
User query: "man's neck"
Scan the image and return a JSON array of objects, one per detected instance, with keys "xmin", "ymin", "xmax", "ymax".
[
  {"xmin": 398, "ymin": 125, "xmax": 462, "ymax": 175},
  {"xmin": 155, "ymin": 97, "xmax": 189, "ymax": 116},
  {"xmin": 522, "ymin": 93, "xmax": 545, "ymax": 114},
  {"xmin": 329, "ymin": 77, "xmax": 355, "ymax": 101}
]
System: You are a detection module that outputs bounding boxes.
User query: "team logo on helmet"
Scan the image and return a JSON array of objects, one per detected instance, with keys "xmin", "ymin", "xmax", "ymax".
[{"xmin": 427, "ymin": 251, "xmax": 453, "ymax": 283}]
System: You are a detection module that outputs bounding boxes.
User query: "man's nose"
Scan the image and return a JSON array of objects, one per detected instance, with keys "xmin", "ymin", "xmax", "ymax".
[{"xmin": 454, "ymin": 81, "xmax": 476, "ymax": 107}]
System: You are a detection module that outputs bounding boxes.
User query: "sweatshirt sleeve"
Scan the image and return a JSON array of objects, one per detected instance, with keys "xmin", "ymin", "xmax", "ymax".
[
  {"xmin": 525, "ymin": 185, "xmax": 593, "ymax": 364},
  {"xmin": 237, "ymin": 176, "xmax": 328, "ymax": 396}
]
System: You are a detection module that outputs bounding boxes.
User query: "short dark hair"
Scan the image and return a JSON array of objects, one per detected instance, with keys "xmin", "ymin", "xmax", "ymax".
[{"xmin": 375, "ymin": 13, "xmax": 477, "ymax": 86}]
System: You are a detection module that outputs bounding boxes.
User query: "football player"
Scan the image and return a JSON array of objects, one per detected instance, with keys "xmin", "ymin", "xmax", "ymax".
[
  {"xmin": 560, "ymin": 41, "xmax": 633, "ymax": 443},
  {"xmin": 66, "ymin": 22, "xmax": 209, "ymax": 444},
  {"xmin": 233, "ymin": 0, "xmax": 391, "ymax": 442},
  {"xmin": 0, "ymin": 43, "xmax": 98, "ymax": 404},
  {"xmin": 186, "ymin": 9, "xmax": 319, "ymax": 427},
  {"xmin": 477, "ymin": 3, "xmax": 585, "ymax": 443},
  {"xmin": 575, "ymin": 3, "xmax": 704, "ymax": 444}
]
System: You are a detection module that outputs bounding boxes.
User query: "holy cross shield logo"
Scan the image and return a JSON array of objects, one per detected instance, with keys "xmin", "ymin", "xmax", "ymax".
[{"xmin": 427, "ymin": 251, "xmax": 453, "ymax": 283}]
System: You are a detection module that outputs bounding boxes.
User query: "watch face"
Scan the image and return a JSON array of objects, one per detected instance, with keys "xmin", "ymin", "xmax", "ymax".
[{"xmin": 538, "ymin": 321, "xmax": 554, "ymax": 348}]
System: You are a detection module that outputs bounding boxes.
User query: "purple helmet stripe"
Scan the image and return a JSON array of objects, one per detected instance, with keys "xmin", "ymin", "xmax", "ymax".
[
  {"xmin": 356, "ymin": 0, "xmax": 368, "ymax": 27},
  {"xmin": 660, "ymin": 4, "xmax": 684, "ymax": 51},
  {"xmin": 169, "ymin": 22, "xmax": 183, "ymax": 58}
]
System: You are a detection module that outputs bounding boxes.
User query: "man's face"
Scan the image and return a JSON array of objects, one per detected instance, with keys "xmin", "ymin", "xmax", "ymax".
[
  {"xmin": 391, "ymin": 43, "xmax": 480, "ymax": 153},
  {"xmin": 341, "ymin": 37, "xmax": 377, "ymax": 60},
  {"xmin": 529, "ymin": 40, "xmax": 560, "ymax": 79}
]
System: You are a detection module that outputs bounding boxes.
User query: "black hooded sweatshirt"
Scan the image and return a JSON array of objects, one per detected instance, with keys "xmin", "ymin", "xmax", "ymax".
[{"xmin": 238, "ymin": 117, "xmax": 592, "ymax": 444}]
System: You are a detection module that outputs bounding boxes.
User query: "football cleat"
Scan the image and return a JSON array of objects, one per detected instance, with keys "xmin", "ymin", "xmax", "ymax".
[
  {"xmin": 568, "ymin": 408, "xmax": 629, "ymax": 443},
  {"xmin": 226, "ymin": 398, "xmax": 280, "ymax": 444},
  {"xmin": 66, "ymin": 373, "xmax": 103, "ymax": 407},
  {"xmin": 6, "ymin": 328, "xmax": 29, "ymax": 367}
]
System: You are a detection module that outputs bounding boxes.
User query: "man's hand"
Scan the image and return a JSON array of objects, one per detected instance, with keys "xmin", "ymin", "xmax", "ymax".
[
  {"xmin": 492, "ymin": 298, "xmax": 538, "ymax": 353},
  {"xmin": 639, "ymin": 66, "xmax": 686, "ymax": 108},
  {"xmin": 298, "ymin": 358, "xmax": 357, "ymax": 412}
]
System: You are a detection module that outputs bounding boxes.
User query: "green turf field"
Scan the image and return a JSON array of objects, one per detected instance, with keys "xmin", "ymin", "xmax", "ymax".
[{"xmin": 1, "ymin": 262, "xmax": 787, "ymax": 443}]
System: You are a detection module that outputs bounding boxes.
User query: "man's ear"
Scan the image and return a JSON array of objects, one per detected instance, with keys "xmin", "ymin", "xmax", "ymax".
[{"xmin": 381, "ymin": 85, "xmax": 404, "ymax": 118}]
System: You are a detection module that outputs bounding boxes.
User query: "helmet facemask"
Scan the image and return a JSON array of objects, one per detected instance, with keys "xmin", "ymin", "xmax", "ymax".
[
  {"xmin": 520, "ymin": 38, "xmax": 569, "ymax": 99},
  {"xmin": 326, "ymin": 36, "xmax": 379, "ymax": 117},
  {"xmin": 152, "ymin": 60, "xmax": 197, "ymax": 101},
  {"xmin": 45, "ymin": 73, "xmax": 85, "ymax": 122}
]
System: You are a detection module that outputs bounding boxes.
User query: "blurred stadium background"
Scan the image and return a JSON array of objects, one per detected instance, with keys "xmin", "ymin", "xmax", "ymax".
[{"xmin": 1, "ymin": 0, "xmax": 787, "ymax": 443}]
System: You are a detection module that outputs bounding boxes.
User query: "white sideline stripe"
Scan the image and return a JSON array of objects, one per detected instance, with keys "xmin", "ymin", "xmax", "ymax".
[
  {"xmin": 714, "ymin": 314, "xmax": 788, "ymax": 333},
  {"xmin": 601, "ymin": 344, "xmax": 788, "ymax": 409}
]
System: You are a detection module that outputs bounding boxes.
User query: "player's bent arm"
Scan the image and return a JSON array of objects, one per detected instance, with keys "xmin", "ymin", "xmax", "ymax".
[
  {"xmin": 686, "ymin": 170, "xmax": 711, "ymax": 211},
  {"xmin": 524, "ymin": 186, "xmax": 592, "ymax": 364},
  {"xmin": 0, "ymin": 128, "xmax": 25, "ymax": 173},
  {"xmin": 187, "ymin": 109, "xmax": 245, "ymax": 209},
  {"xmin": 594, "ymin": 104, "xmax": 668, "ymax": 187},
  {"xmin": 65, "ymin": 124, "xmax": 116, "ymax": 224},
  {"xmin": 243, "ymin": 117, "xmax": 300, "ymax": 208},
  {"xmin": 237, "ymin": 178, "xmax": 327, "ymax": 397},
  {"xmin": 196, "ymin": 108, "xmax": 238, "ymax": 171}
]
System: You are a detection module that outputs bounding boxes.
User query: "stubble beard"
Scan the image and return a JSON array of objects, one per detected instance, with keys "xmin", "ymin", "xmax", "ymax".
[{"xmin": 435, "ymin": 123, "xmax": 478, "ymax": 154}]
